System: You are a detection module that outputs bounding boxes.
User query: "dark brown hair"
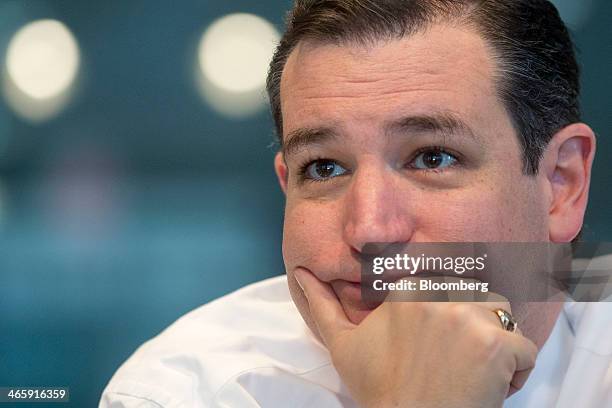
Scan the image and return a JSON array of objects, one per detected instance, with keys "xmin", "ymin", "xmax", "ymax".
[{"xmin": 266, "ymin": 0, "xmax": 580, "ymax": 175}]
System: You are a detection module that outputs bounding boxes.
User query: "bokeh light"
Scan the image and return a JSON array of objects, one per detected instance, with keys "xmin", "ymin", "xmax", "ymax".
[
  {"xmin": 196, "ymin": 13, "xmax": 279, "ymax": 118},
  {"xmin": 3, "ymin": 19, "xmax": 80, "ymax": 122}
]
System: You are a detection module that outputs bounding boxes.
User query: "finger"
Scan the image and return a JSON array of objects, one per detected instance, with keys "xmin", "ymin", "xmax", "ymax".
[
  {"xmin": 507, "ymin": 384, "xmax": 519, "ymax": 398},
  {"xmin": 468, "ymin": 304, "xmax": 537, "ymax": 372},
  {"xmin": 468, "ymin": 293, "xmax": 513, "ymax": 331},
  {"xmin": 464, "ymin": 302, "xmax": 538, "ymax": 374},
  {"xmin": 477, "ymin": 292, "xmax": 512, "ymax": 317},
  {"xmin": 507, "ymin": 343, "xmax": 534, "ymax": 396},
  {"xmin": 430, "ymin": 286, "xmax": 512, "ymax": 321},
  {"xmin": 510, "ymin": 367, "xmax": 533, "ymax": 394},
  {"xmin": 293, "ymin": 268, "xmax": 356, "ymax": 347},
  {"xmin": 500, "ymin": 330, "xmax": 538, "ymax": 372},
  {"xmin": 451, "ymin": 300, "xmax": 513, "ymax": 330}
]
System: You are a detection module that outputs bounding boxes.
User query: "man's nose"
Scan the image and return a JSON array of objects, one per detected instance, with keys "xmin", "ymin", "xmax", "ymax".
[{"xmin": 342, "ymin": 166, "xmax": 415, "ymax": 254}]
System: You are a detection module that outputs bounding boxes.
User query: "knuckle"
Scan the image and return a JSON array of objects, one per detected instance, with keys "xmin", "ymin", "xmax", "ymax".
[
  {"xmin": 413, "ymin": 301, "xmax": 436, "ymax": 315},
  {"xmin": 525, "ymin": 341, "xmax": 539, "ymax": 367},
  {"xmin": 388, "ymin": 301, "xmax": 442, "ymax": 330},
  {"xmin": 476, "ymin": 328, "xmax": 506, "ymax": 361},
  {"xmin": 446, "ymin": 303, "xmax": 472, "ymax": 327},
  {"xmin": 391, "ymin": 301, "xmax": 434, "ymax": 317}
]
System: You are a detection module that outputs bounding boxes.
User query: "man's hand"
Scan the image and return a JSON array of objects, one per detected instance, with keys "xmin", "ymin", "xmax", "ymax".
[{"xmin": 294, "ymin": 269, "xmax": 538, "ymax": 408}]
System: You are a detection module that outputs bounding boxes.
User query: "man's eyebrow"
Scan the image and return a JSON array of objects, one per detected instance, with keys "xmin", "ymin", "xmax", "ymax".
[
  {"xmin": 385, "ymin": 113, "xmax": 481, "ymax": 142},
  {"xmin": 281, "ymin": 113, "xmax": 480, "ymax": 158},
  {"xmin": 282, "ymin": 127, "xmax": 339, "ymax": 158}
]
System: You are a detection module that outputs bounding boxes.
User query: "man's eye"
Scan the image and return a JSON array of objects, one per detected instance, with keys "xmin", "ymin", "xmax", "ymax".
[
  {"xmin": 303, "ymin": 160, "xmax": 348, "ymax": 181},
  {"xmin": 411, "ymin": 149, "xmax": 458, "ymax": 170}
]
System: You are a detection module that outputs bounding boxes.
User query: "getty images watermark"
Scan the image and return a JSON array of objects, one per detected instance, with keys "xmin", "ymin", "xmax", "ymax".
[
  {"xmin": 371, "ymin": 252, "xmax": 489, "ymax": 293},
  {"xmin": 360, "ymin": 242, "xmax": 612, "ymax": 306}
]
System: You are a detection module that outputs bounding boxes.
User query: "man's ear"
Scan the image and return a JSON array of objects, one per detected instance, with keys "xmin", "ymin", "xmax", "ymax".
[
  {"xmin": 274, "ymin": 152, "xmax": 289, "ymax": 194},
  {"xmin": 541, "ymin": 123, "xmax": 596, "ymax": 242}
]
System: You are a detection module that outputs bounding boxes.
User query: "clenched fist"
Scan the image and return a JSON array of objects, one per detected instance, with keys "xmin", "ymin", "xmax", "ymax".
[{"xmin": 294, "ymin": 269, "xmax": 538, "ymax": 408}]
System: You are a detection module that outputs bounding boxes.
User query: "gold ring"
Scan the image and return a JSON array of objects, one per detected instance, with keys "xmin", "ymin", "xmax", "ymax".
[{"xmin": 493, "ymin": 309, "xmax": 517, "ymax": 333}]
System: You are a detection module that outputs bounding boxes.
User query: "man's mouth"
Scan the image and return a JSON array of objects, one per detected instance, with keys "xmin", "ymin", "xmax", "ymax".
[
  {"xmin": 330, "ymin": 279, "xmax": 380, "ymax": 324},
  {"xmin": 301, "ymin": 267, "xmax": 450, "ymax": 324},
  {"xmin": 329, "ymin": 272, "xmax": 474, "ymax": 324}
]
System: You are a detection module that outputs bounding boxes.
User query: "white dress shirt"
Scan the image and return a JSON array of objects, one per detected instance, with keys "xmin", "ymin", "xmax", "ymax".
[{"xmin": 100, "ymin": 274, "xmax": 612, "ymax": 407}]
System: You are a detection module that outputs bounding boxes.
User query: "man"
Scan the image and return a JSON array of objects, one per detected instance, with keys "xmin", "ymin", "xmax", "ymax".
[{"xmin": 101, "ymin": 0, "xmax": 609, "ymax": 407}]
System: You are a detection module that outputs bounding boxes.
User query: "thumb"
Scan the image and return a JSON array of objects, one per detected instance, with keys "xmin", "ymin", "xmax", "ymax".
[{"xmin": 293, "ymin": 268, "xmax": 355, "ymax": 348}]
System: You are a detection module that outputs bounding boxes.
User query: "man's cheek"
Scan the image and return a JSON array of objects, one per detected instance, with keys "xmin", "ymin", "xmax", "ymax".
[
  {"xmin": 438, "ymin": 182, "xmax": 512, "ymax": 225},
  {"xmin": 409, "ymin": 196, "xmax": 497, "ymax": 241},
  {"xmin": 283, "ymin": 202, "xmax": 343, "ymax": 267},
  {"xmin": 476, "ymin": 188, "xmax": 547, "ymax": 241}
]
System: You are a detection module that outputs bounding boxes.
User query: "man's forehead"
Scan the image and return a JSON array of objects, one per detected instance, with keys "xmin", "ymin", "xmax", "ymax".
[
  {"xmin": 279, "ymin": 23, "xmax": 500, "ymax": 140},
  {"xmin": 282, "ymin": 23, "xmax": 496, "ymax": 91}
]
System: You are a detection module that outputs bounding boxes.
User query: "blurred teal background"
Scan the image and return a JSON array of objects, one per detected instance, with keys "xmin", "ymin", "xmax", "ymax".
[{"xmin": 0, "ymin": 1, "xmax": 609, "ymax": 407}]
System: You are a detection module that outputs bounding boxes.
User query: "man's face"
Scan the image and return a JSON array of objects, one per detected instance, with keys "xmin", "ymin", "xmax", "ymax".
[{"xmin": 277, "ymin": 24, "xmax": 560, "ymax": 347}]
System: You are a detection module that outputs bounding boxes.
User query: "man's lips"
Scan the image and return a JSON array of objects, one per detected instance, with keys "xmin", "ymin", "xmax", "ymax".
[
  {"xmin": 304, "ymin": 268, "xmax": 448, "ymax": 305},
  {"xmin": 331, "ymin": 280, "xmax": 381, "ymax": 310},
  {"xmin": 331, "ymin": 279, "xmax": 362, "ymax": 301},
  {"xmin": 296, "ymin": 266, "xmax": 447, "ymax": 322},
  {"xmin": 328, "ymin": 279, "xmax": 382, "ymax": 324},
  {"xmin": 330, "ymin": 272, "xmax": 453, "ymax": 309}
]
